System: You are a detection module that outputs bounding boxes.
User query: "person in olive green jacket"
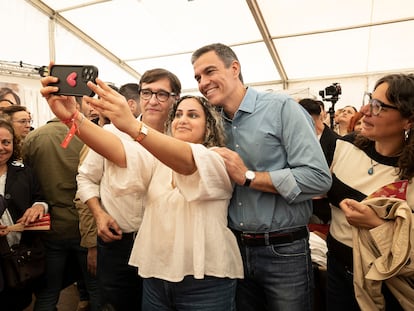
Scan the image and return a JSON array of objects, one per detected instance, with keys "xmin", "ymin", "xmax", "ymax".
[{"xmin": 22, "ymin": 116, "xmax": 100, "ymax": 311}]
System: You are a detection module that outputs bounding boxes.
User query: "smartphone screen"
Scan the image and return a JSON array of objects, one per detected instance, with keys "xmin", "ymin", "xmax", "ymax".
[{"xmin": 49, "ymin": 65, "xmax": 98, "ymax": 97}]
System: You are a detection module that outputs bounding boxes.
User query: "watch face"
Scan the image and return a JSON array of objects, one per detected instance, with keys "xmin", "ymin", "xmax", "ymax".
[{"xmin": 245, "ymin": 170, "xmax": 255, "ymax": 179}]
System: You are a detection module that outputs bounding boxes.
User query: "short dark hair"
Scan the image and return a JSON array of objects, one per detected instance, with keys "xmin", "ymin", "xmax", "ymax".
[
  {"xmin": 1, "ymin": 105, "xmax": 28, "ymax": 117},
  {"xmin": 139, "ymin": 68, "xmax": 181, "ymax": 96},
  {"xmin": 191, "ymin": 43, "xmax": 244, "ymax": 83},
  {"xmin": 298, "ymin": 98, "xmax": 322, "ymax": 116},
  {"xmin": 119, "ymin": 83, "xmax": 140, "ymax": 101}
]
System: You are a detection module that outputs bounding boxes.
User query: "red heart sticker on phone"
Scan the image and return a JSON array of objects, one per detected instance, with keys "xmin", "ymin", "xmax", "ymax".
[{"xmin": 66, "ymin": 72, "xmax": 77, "ymax": 87}]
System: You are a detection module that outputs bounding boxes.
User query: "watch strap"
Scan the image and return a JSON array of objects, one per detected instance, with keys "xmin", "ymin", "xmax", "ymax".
[
  {"xmin": 243, "ymin": 178, "xmax": 252, "ymax": 187},
  {"xmin": 135, "ymin": 122, "xmax": 148, "ymax": 142}
]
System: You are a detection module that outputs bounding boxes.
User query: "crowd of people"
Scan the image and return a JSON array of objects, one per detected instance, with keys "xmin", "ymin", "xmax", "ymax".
[{"xmin": 0, "ymin": 43, "xmax": 413, "ymax": 311}]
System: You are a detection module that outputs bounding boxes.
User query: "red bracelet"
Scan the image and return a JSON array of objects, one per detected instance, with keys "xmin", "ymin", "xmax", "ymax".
[
  {"xmin": 60, "ymin": 110, "xmax": 81, "ymax": 148},
  {"xmin": 61, "ymin": 110, "xmax": 79, "ymax": 125}
]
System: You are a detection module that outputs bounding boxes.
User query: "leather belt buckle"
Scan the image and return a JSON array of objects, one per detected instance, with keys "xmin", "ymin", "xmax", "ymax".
[
  {"xmin": 239, "ymin": 233, "xmax": 250, "ymax": 244},
  {"xmin": 234, "ymin": 227, "xmax": 308, "ymax": 247}
]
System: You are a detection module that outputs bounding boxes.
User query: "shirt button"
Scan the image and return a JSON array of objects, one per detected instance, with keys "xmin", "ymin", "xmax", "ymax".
[{"xmin": 240, "ymin": 223, "xmax": 244, "ymax": 227}]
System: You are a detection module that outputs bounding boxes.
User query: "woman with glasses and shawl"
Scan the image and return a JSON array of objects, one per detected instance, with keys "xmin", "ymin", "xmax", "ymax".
[
  {"xmin": 0, "ymin": 119, "xmax": 47, "ymax": 310},
  {"xmin": 326, "ymin": 74, "xmax": 414, "ymax": 310}
]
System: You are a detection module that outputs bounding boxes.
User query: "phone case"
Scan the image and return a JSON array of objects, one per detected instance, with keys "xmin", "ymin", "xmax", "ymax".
[{"xmin": 49, "ymin": 65, "xmax": 98, "ymax": 97}]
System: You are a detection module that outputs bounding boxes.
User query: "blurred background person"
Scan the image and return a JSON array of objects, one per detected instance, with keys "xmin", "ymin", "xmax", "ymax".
[
  {"xmin": 75, "ymin": 97, "xmax": 99, "ymax": 123},
  {"xmin": 335, "ymin": 105, "xmax": 357, "ymax": 136},
  {"xmin": 119, "ymin": 83, "xmax": 141, "ymax": 117},
  {"xmin": 299, "ymin": 98, "xmax": 339, "ymax": 169},
  {"xmin": 1, "ymin": 106, "xmax": 32, "ymax": 144},
  {"xmin": 298, "ymin": 98, "xmax": 339, "ymax": 225},
  {"xmin": 347, "ymin": 111, "xmax": 364, "ymax": 134},
  {"xmin": 0, "ymin": 87, "xmax": 21, "ymax": 107},
  {"xmin": 332, "ymin": 108, "xmax": 343, "ymax": 132},
  {"xmin": 22, "ymin": 105, "xmax": 100, "ymax": 311}
]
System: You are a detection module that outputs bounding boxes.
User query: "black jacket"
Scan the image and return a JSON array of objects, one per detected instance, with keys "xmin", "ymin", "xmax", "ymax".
[
  {"xmin": 3, "ymin": 161, "xmax": 47, "ymax": 223},
  {"xmin": 319, "ymin": 124, "xmax": 340, "ymax": 167},
  {"xmin": 0, "ymin": 161, "xmax": 47, "ymax": 304}
]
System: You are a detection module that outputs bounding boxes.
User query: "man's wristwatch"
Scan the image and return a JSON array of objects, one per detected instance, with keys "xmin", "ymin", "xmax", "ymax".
[{"xmin": 244, "ymin": 170, "xmax": 256, "ymax": 187}]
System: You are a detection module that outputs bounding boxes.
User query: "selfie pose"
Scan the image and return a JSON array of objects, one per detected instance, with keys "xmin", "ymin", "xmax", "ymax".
[{"xmin": 40, "ymin": 72, "xmax": 243, "ymax": 311}]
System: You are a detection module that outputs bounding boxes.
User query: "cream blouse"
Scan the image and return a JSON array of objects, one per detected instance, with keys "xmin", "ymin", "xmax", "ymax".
[{"xmin": 106, "ymin": 141, "xmax": 243, "ymax": 282}]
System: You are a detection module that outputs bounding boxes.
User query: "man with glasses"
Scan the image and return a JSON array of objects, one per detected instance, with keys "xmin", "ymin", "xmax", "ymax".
[
  {"xmin": 77, "ymin": 68, "xmax": 181, "ymax": 310},
  {"xmin": 139, "ymin": 89, "xmax": 177, "ymax": 102}
]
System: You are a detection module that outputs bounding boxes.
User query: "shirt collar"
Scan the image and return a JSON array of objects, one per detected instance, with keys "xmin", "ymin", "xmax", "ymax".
[
  {"xmin": 221, "ymin": 87, "xmax": 256, "ymax": 121},
  {"xmin": 238, "ymin": 87, "xmax": 256, "ymax": 114}
]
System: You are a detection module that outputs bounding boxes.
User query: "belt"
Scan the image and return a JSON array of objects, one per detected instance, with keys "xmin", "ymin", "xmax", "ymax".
[{"xmin": 232, "ymin": 226, "xmax": 308, "ymax": 246}]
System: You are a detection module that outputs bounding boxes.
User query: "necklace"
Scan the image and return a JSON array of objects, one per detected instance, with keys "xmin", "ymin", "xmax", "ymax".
[{"xmin": 368, "ymin": 158, "xmax": 379, "ymax": 175}]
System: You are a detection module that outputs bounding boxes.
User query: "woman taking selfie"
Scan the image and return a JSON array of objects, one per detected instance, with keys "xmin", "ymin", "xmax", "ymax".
[{"xmin": 40, "ymin": 74, "xmax": 243, "ymax": 311}]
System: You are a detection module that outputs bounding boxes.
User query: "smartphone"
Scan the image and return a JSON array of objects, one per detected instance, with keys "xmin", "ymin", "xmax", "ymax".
[{"xmin": 49, "ymin": 65, "xmax": 98, "ymax": 97}]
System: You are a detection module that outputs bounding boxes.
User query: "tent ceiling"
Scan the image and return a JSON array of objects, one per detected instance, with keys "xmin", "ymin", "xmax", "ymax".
[{"xmin": 7, "ymin": 0, "xmax": 414, "ymax": 91}]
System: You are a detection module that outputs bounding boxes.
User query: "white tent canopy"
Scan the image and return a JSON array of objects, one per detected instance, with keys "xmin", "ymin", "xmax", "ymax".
[{"xmin": 1, "ymin": 0, "xmax": 414, "ymax": 126}]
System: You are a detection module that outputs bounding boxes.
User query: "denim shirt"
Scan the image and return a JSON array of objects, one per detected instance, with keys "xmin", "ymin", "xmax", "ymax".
[{"xmin": 224, "ymin": 87, "xmax": 332, "ymax": 232}]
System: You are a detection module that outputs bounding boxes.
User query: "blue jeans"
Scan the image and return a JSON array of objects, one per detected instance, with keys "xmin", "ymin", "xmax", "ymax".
[
  {"xmin": 34, "ymin": 238, "xmax": 100, "ymax": 311},
  {"xmin": 142, "ymin": 276, "xmax": 236, "ymax": 311},
  {"xmin": 97, "ymin": 235, "xmax": 143, "ymax": 311},
  {"xmin": 236, "ymin": 233, "xmax": 314, "ymax": 311}
]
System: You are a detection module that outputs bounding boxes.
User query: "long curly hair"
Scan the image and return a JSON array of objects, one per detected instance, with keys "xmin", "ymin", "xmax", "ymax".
[
  {"xmin": 354, "ymin": 73, "xmax": 414, "ymax": 180},
  {"xmin": 165, "ymin": 95, "xmax": 226, "ymax": 148}
]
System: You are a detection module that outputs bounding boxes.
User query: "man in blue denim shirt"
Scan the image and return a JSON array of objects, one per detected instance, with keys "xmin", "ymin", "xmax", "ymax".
[{"xmin": 192, "ymin": 43, "xmax": 332, "ymax": 311}]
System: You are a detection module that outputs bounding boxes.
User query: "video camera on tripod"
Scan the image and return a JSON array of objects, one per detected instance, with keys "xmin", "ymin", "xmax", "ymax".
[{"xmin": 319, "ymin": 83, "xmax": 342, "ymax": 129}]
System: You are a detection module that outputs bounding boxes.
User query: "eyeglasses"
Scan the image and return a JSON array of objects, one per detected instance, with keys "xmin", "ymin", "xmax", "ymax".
[
  {"xmin": 13, "ymin": 119, "xmax": 33, "ymax": 125},
  {"xmin": 139, "ymin": 89, "xmax": 176, "ymax": 102},
  {"xmin": 363, "ymin": 92, "xmax": 399, "ymax": 116}
]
